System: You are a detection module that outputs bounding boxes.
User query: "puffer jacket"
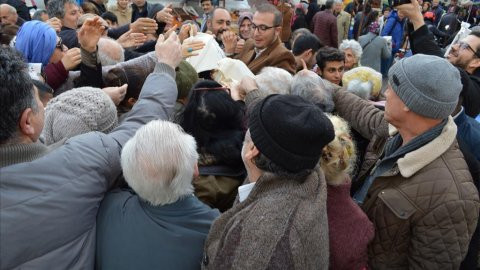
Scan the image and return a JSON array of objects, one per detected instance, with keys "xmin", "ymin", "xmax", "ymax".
[
  {"xmin": 333, "ymin": 89, "xmax": 480, "ymax": 269},
  {"xmin": 0, "ymin": 63, "xmax": 177, "ymax": 270}
]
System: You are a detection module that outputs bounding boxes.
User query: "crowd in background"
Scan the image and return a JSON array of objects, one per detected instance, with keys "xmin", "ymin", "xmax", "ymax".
[{"xmin": 1, "ymin": 0, "xmax": 480, "ymax": 268}]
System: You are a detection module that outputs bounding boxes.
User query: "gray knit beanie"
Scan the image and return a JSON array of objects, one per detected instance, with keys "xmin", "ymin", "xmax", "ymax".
[
  {"xmin": 43, "ymin": 87, "xmax": 118, "ymax": 145},
  {"xmin": 387, "ymin": 54, "xmax": 462, "ymax": 119}
]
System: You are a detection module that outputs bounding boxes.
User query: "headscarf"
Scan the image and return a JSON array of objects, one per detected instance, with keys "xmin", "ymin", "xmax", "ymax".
[
  {"xmin": 15, "ymin": 21, "xmax": 57, "ymax": 66},
  {"xmin": 237, "ymin": 12, "xmax": 253, "ymax": 27}
]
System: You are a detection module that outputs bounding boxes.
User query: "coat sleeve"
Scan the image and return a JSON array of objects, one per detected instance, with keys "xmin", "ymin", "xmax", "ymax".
[
  {"xmin": 272, "ymin": 51, "xmax": 297, "ymax": 74},
  {"xmin": 333, "ymin": 88, "xmax": 388, "ymax": 140},
  {"xmin": 409, "ymin": 200, "xmax": 479, "ymax": 269},
  {"xmin": 408, "ymin": 24, "xmax": 443, "ymax": 57},
  {"xmin": 381, "ymin": 17, "xmax": 395, "ymax": 36},
  {"xmin": 44, "ymin": 61, "xmax": 69, "ymax": 91},
  {"xmin": 331, "ymin": 18, "xmax": 339, "ymax": 48},
  {"xmin": 343, "ymin": 14, "xmax": 351, "ymax": 41}
]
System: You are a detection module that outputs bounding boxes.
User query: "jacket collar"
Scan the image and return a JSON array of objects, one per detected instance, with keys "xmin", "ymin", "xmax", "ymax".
[{"xmin": 388, "ymin": 117, "xmax": 457, "ymax": 178}]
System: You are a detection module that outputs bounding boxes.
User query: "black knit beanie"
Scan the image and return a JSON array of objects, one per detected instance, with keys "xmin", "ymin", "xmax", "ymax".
[{"xmin": 249, "ymin": 94, "xmax": 335, "ymax": 173}]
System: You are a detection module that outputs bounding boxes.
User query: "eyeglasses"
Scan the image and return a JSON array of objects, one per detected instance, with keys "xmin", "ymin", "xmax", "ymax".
[
  {"xmin": 251, "ymin": 23, "xmax": 278, "ymax": 33},
  {"xmin": 193, "ymin": 87, "xmax": 231, "ymax": 95},
  {"xmin": 457, "ymin": 41, "xmax": 480, "ymax": 58}
]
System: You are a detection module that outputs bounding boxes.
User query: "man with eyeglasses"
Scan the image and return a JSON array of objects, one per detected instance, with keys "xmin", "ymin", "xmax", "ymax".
[
  {"xmin": 235, "ymin": 3, "xmax": 296, "ymax": 74},
  {"xmin": 397, "ymin": 0, "xmax": 480, "ymax": 119}
]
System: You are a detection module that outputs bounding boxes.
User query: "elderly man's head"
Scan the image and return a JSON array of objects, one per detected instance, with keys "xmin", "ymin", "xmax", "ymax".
[
  {"xmin": 255, "ymin": 67, "xmax": 292, "ymax": 95},
  {"xmin": 242, "ymin": 95, "xmax": 335, "ymax": 183},
  {"xmin": 0, "ymin": 47, "xmax": 45, "ymax": 145},
  {"xmin": 291, "ymin": 70, "xmax": 334, "ymax": 112},
  {"xmin": 252, "ymin": 4, "xmax": 282, "ymax": 50},
  {"xmin": 0, "ymin": 4, "xmax": 18, "ymax": 25},
  {"xmin": 208, "ymin": 8, "xmax": 231, "ymax": 40},
  {"xmin": 385, "ymin": 54, "xmax": 461, "ymax": 128},
  {"xmin": 98, "ymin": 37, "xmax": 125, "ymax": 66},
  {"xmin": 121, "ymin": 120, "xmax": 198, "ymax": 206},
  {"xmin": 47, "ymin": 0, "xmax": 81, "ymax": 29}
]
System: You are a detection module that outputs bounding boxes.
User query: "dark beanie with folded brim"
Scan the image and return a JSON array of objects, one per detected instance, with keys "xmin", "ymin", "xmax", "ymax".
[{"xmin": 249, "ymin": 94, "xmax": 335, "ymax": 173}]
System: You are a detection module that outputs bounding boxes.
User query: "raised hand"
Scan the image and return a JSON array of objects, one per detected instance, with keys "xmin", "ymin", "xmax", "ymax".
[
  {"xmin": 117, "ymin": 30, "xmax": 148, "ymax": 48},
  {"xmin": 61, "ymin": 48, "xmax": 81, "ymax": 70},
  {"xmin": 103, "ymin": 84, "xmax": 127, "ymax": 105},
  {"xmin": 46, "ymin": 17, "xmax": 62, "ymax": 32},
  {"xmin": 178, "ymin": 23, "xmax": 198, "ymax": 43},
  {"xmin": 155, "ymin": 33, "xmax": 183, "ymax": 69},
  {"xmin": 221, "ymin": 31, "xmax": 238, "ymax": 54},
  {"xmin": 155, "ymin": 4, "xmax": 174, "ymax": 25},
  {"xmin": 235, "ymin": 38, "xmax": 245, "ymax": 54},
  {"xmin": 78, "ymin": 16, "xmax": 106, "ymax": 53},
  {"xmin": 130, "ymin": 17, "xmax": 158, "ymax": 35},
  {"xmin": 182, "ymin": 39, "xmax": 205, "ymax": 58}
]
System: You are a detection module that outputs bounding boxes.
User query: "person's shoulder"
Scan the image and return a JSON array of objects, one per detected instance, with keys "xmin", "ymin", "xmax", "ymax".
[{"xmin": 101, "ymin": 189, "xmax": 138, "ymax": 210}]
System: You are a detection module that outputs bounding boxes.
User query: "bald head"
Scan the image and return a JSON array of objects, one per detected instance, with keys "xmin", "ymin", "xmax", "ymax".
[
  {"xmin": 0, "ymin": 4, "xmax": 18, "ymax": 25},
  {"xmin": 97, "ymin": 37, "xmax": 125, "ymax": 66},
  {"xmin": 208, "ymin": 8, "xmax": 231, "ymax": 38}
]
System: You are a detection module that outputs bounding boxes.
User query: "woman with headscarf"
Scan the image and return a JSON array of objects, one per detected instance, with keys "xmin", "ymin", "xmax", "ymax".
[
  {"xmin": 15, "ymin": 20, "xmax": 81, "ymax": 91},
  {"xmin": 237, "ymin": 12, "xmax": 253, "ymax": 40}
]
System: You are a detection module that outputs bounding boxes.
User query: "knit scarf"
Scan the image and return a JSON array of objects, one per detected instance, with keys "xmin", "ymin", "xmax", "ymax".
[{"xmin": 0, "ymin": 142, "xmax": 49, "ymax": 168}]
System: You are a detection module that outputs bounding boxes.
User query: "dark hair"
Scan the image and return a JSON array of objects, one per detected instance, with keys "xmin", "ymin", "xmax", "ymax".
[
  {"xmin": 256, "ymin": 3, "xmax": 282, "ymax": 26},
  {"xmin": 0, "ymin": 48, "xmax": 36, "ymax": 144},
  {"xmin": 81, "ymin": 2, "xmax": 100, "ymax": 15},
  {"xmin": 292, "ymin": 33, "xmax": 323, "ymax": 56},
  {"xmin": 364, "ymin": 10, "xmax": 379, "ymax": 30},
  {"xmin": 200, "ymin": 0, "xmax": 212, "ymax": 4},
  {"xmin": 32, "ymin": 9, "xmax": 48, "ymax": 21},
  {"xmin": 104, "ymin": 66, "xmax": 146, "ymax": 107},
  {"xmin": 101, "ymin": 11, "xmax": 118, "ymax": 24},
  {"xmin": 0, "ymin": 24, "xmax": 19, "ymax": 45},
  {"xmin": 180, "ymin": 80, "xmax": 245, "ymax": 166},
  {"xmin": 325, "ymin": 0, "xmax": 334, "ymax": 9},
  {"xmin": 316, "ymin": 47, "xmax": 345, "ymax": 70},
  {"xmin": 469, "ymin": 30, "xmax": 480, "ymax": 52},
  {"xmin": 47, "ymin": 0, "xmax": 77, "ymax": 19}
]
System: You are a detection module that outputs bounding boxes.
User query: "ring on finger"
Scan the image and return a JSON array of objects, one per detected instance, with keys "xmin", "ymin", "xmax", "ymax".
[{"xmin": 187, "ymin": 47, "xmax": 193, "ymax": 53}]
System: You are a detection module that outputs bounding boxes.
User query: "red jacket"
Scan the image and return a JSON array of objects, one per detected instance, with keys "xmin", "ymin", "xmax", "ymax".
[{"xmin": 311, "ymin": 9, "xmax": 338, "ymax": 48}]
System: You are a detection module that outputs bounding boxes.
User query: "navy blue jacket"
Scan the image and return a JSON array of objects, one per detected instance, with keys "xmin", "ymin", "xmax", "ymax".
[{"xmin": 455, "ymin": 108, "xmax": 480, "ymax": 161}]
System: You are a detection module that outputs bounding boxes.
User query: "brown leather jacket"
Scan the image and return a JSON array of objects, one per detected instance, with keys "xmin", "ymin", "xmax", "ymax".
[
  {"xmin": 236, "ymin": 37, "xmax": 296, "ymax": 75},
  {"xmin": 333, "ymin": 89, "xmax": 480, "ymax": 269}
]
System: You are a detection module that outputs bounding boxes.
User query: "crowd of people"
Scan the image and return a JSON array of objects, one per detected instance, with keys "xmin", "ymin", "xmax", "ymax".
[{"xmin": 1, "ymin": 0, "xmax": 480, "ymax": 268}]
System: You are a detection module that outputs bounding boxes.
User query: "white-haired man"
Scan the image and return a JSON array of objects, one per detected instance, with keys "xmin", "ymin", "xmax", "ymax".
[
  {"xmin": 0, "ymin": 33, "xmax": 182, "ymax": 269},
  {"xmin": 96, "ymin": 120, "xmax": 219, "ymax": 269},
  {"xmin": 97, "ymin": 37, "xmax": 125, "ymax": 66}
]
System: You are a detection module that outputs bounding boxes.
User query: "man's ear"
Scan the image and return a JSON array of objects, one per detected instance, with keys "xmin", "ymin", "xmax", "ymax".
[
  {"xmin": 245, "ymin": 143, "xmax": 260, "ymax": 161},
  {"xmin": 18, "ymin": 108, "xmax": 36, "ymax": 137},
  {"xmin": 207, "ymin": 18, "xmax": 212, "ymax": 30},
  {"xmin": 127, "ymin": 97, "xmax": 137, "ymax": 107},
  {"xmin": 468, "ymin": 58, "xmax": 480, "ymax": 71},
  {"xmin": 193, "ymin": 163, "xmax": 199, "ymax": 178},
  {"xmin": 274, "ymin": 26, "xmax": 282, "ymax": 37}
]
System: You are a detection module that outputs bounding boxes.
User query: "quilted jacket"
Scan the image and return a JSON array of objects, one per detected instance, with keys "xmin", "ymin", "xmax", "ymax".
[{"xmin": 333, "ymin": 89, "xmax": 480, "ymax": 269}]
